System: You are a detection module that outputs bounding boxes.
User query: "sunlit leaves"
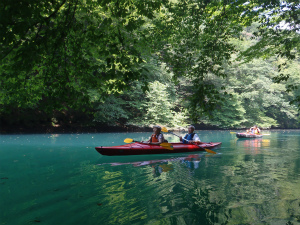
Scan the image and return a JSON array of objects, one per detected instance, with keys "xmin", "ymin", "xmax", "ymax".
[{"xmin": 0, "ymin": 0, "xmax": 167, "ymax": 113}]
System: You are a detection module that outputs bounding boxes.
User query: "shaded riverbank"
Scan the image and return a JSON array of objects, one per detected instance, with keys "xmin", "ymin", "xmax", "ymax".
[
  {"xmin": 0, "ymin": 122, "xmax": 224, "ymax": 134},
  {"xmin": 0, "ymin": 123, "xmax": 151, "ymax": 134}
]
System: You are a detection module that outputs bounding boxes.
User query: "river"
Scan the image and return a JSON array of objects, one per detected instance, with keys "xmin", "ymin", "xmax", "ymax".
[{"xmin": 1, "ymin": 130, "xmax": 300, "ymax": 225}]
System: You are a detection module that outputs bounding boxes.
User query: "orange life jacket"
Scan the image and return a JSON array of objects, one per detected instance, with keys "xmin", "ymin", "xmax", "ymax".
[{"xmin": 151, "ymin": 134, "xmax": 159, "ymax": 142}]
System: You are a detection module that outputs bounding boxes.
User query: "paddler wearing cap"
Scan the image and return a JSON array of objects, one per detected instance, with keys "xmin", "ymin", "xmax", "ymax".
[
  {"xmin": 179, "ymin": 125, "xmax": 201, "ymax": 144},
  {"xmin": 147, "ymin": 125, "xmax": 165, "ymax": 145}
]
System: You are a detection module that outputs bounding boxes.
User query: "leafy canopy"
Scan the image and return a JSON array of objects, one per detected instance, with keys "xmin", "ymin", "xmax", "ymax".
[{"xmin": 1, "ymin": 0, "xmax": 300, "ymax": 121}]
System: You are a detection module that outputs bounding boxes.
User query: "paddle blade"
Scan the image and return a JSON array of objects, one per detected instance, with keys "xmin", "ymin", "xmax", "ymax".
[
  {"xmin": 230, "ymin": 132, "xmax": 236, "ymax": 134},
  {"xmin": 204, "ymin": 148, "xmax": 217, "ymax": 154},
  {"xmin": 124, "ymin": 138, "xmax": 134, "ymax": 143},
  {"xmin": 160, "ymin": 142, "xmax": 174, "ymax": 150},
  {"xmin": 161, "ymin": 126, "xmax": 169, "ymax": 133}
]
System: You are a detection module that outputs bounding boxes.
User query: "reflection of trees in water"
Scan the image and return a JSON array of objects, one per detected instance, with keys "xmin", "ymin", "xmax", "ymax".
[
  {"xmin": 97, "ymin": 161, "xmax": 209, "ymax": 225},
  {"xmin": 97, "ymin": 156, "xmax": 231, "ymax": 225},
  {"xmin": 179, "ymin": 184, "xmax": 229, "ymax": 225},
  {"xmin": 153, "ymin": 181, "xmax": 230, "ymax": 225},
  {"xmin": 98, "ymin": 169, "xmax": 150, "ymax": 225},
  {"xmin": 221, "ymin": 154, "xmax": 300, "ymax": 224},
  {"xmin": 95, "ymin": 139, "xmax": 300, "ymax": 225}
]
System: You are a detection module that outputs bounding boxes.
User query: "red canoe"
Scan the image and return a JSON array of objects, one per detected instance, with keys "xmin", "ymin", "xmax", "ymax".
[{"xmin": 95, "ymin": 142, "xmax": 222, "ymax": 156}]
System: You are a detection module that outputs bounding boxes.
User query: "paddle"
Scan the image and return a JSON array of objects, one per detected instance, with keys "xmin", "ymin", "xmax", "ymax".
[
  {"xmin": 124, "ymin": 138, "xmax": 174, "ymax": 150},
  {"xmin": 160, "ymin": 126, "xmax": 217, "ymax": 154}
]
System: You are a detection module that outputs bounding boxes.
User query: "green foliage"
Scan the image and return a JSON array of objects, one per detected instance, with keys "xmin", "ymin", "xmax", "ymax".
[
  {"xmin": 92, "ymin": 80, "xmax": 146, "ymax": 125},
  {"xmin": 91, "ymin": 59, "xmax": 188, "ymax": 128},
  {"xmin": 93, "ymin": 95, "xmax": 129, "ymax": 124},
  {"xmin": 143, "ymin": 81, "xmax": 174, "ymax": 124},
  {"xmin": 142, "ymin": 80, "xmax": 187, "ymax": 127},
  {"xmin": 1, "ymin": 0, "xmax": 300, "ymax": 129},
  {"xmin": 211, "ymin": 55, "xmax": 298, "ymax": 128},
  {"xmin": 0, "ymin": 0, "xmax": 166, "ymax": 112},
  {"xmin": 204, "ymin": 92, "xmax": 247, "ymax": 128}
]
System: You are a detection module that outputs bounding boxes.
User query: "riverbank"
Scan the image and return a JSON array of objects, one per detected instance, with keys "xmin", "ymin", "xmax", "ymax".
[
  {"xmin": 0, "ymin": 122, "xmax": 225, "ymax": 134},
  {"xmin": 2, "ymin": 121, "xmax": 290, "ymax": 134},
  {"xmin": 0, "ymin": 124, "xmax": 150, "ymax": 134}
]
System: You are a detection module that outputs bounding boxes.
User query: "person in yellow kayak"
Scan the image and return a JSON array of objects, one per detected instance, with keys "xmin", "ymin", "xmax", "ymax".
[
  {"xmin": 147, "ymin": 125, "xmax": 165, "ymax": 145},
  {"xmin": 179, "ymin": 125, "xmax": 201, "ymax": 144},
  {"xmin": 248, "ymin": 125, "xmax": 261, "ymax": 134}
]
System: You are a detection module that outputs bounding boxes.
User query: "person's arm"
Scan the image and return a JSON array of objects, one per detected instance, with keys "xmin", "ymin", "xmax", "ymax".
[
  {"xmin": 157, "ymin": 134, "xmax": 164, "ymax": 144},
  {"xmin": 181, "ymin": 134, "xmax": 188, "ymax": 144},
  {"xmin": 147, "ymin": 136, "xmax": 151, "ymax": 143},
  {"xmin": 193, "ymin": 134, "xmax": 201, "ymax": 143},
  {"xmin": 193, "ymin": 134, "xmax": 200, "ymax": 141}
]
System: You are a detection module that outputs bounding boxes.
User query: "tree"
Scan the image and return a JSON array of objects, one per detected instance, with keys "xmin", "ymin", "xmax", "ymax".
[
  {"xmin": 0, "ymin": 0, "xmax": 167, "ymax": 112},
  {"xmin": 1, "ymin": 0, "xmax": 300, "ymax": 126},
  {"xmin": 139, "ymin": 80, "xmax": 187, "ymax": 127},
  {"xmin": 202, "ymin": 92, "xmax": 247, "ymax": 128}
]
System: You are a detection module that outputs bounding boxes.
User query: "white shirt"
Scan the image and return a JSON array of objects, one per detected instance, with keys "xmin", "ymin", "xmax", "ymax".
[{"xmin": 192, "ymin": 134, "xmax": 201, "ymax": 142}]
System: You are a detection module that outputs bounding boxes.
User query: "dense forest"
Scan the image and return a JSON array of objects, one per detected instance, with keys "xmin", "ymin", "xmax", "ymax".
[{"xmin": 1, "ymin": 0, "xmax": 300, "ymax": 132}]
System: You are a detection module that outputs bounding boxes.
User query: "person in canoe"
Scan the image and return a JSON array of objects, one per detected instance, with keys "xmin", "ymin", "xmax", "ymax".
[
  {"xmin": 179, "ymin": 125, "xmax": 201, "ymax": 144},
  {"xmin": 147, "ymin": 125, "xmax": 165, "ymax": 145},
  {"xmin": 248, "ymin": 125, "xmax": 261, "ymax": 134}
]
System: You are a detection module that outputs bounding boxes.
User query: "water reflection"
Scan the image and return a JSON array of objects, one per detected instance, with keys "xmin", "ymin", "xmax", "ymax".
[
  {"xmin": 236, "ymin": 138, "xmax": 270, "ymax": 154},
  {"xmin": 99, "ymin": 154, "xmax": 209, "ymax": 176},
  {"xmin": 179, "ymin": 184, "xmax": 230, "ymax": 225},
  {"xmin": 151, "ymin": 163, "xmax": 173, "ymax": 177}
]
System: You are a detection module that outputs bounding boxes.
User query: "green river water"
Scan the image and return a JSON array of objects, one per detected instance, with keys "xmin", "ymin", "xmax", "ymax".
[{"xmin": 1, "ymin": 130, "xmax": 300, "ymax": 225}]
